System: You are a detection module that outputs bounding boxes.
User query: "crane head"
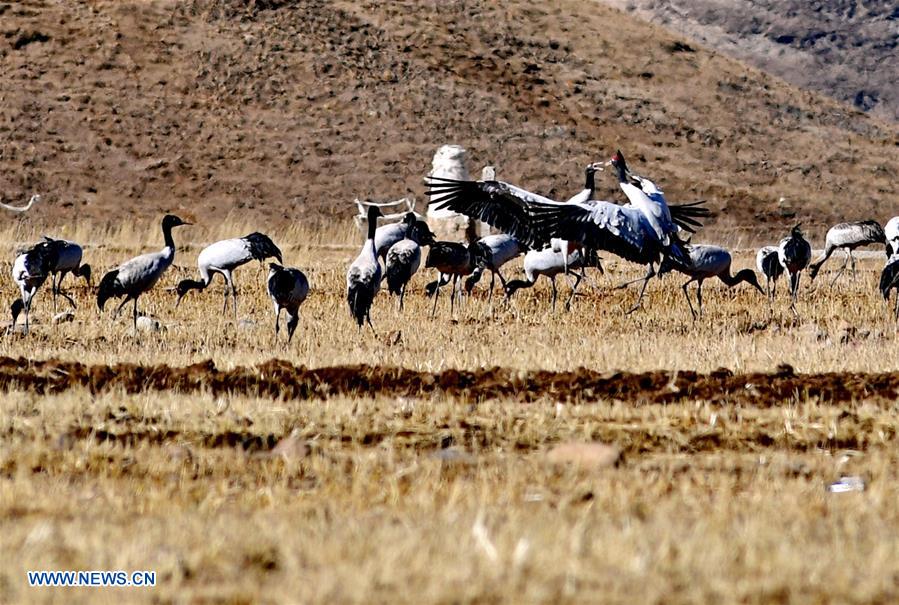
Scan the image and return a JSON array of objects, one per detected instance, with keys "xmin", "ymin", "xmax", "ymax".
[{"xmin": 162, "ymin": 215, "xmax": 191, "ymax": 230}]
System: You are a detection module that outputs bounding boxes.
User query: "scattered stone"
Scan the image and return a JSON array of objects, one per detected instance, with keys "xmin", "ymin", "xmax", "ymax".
[
  {"xmin": 136, "ymin": 316, "xmax": 161, "ymax": 332},
  {"xmin": 53, "ymin": 311, "xmax": 75, "ymax": 324},
  {"xmin": 269, "ymin": 429, "xmax": 310, "ymax": 461},
  {"xmin": 828, "ymin": 475, "xmax": 865, "ymax": 493},
  {"xmin": 237, "ymin": 319, "xmax": 256, "ymax": 330},
  {"xmin": 546, "ymin": 442, "xmax": 620, "ymax": 469},
  {"xmin": 164, "ymin": 443, "xmax": 193, "ymax": 463},
  {"xmin": 431, "ymin": 447, "xmax": 475, "ymax": 465}
]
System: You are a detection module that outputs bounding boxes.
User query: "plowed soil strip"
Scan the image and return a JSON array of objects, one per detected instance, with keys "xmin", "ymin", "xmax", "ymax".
[{"xmin": 0, "ymin": 357, "xmax": 896, "ymax": 406}]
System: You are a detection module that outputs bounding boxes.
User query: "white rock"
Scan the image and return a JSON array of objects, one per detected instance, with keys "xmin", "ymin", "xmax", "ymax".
[
  {"xmin": 136, "ymin": 316, "xmax": 162, "ymax": 332},
  {"xmin": 53, "ymin": 311, "xmax": 75, "ymax": 324}
]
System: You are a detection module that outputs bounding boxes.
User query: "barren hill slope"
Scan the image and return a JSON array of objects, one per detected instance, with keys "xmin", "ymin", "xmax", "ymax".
[
  {"xmin": 600, "ymin": 0, "xmax": 899, "ymax": 122},
  {"xmin": 0, "ymin": 0, "xmax": 896, "ymax": 241}
]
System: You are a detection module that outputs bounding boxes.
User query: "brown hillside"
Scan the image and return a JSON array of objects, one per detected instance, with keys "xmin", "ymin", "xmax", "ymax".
[{"xmin": 0, "ymin": 0, "xmax": 897, "ymax": 241}]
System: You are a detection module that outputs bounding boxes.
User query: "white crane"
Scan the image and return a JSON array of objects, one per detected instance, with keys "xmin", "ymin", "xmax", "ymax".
[
  {"xmin": 755, "ymin": 245, "xmax": 784, "ymax": 300},
  {"xmin": 9, "ymin": 241, "xmax": 57, "ymax": 334},
  {"xmin": 808, "ymin": 220, "xmax": 887, "ymax": 285},
  {"xmin": 885, "ymin": 217, "xmax": 899, "ymax": 255},
  {"xmin": 38, "ymin": 236, "xmax": 91, "ymax": 312},
  {"xmin": 777, "ymin": 224, "xmax": 812, "ymax": 306},
  {"xmin": 175, "ymin": 232, "xmax": 282, "ymax": 316},
  {"xmin": 267, "ymin": 263, "xmax": 309, "ymax": 342},
  {"xmin": 346, "ymin": 206, "xmax": 383, "ymax": 330},
  {"xmin": 0, "ymin": 194, "xmax": 40, "ymax": 213},
  {"xmin": 425, "ymin": 241, "xmax": 478, "ymax": 318},
  {"xmin": 463, "ymin": 234, "xmax": 527, "ymax": 301},
  {"xmin": 504, "ymin": 245, "xmax": 597, "ymax": 312},
  {"xmin": 97, "ymin": 215, "xmax": 190, "ymax": 331},
  {"xmin": 385, "ymin": 219, "xmax": 435, "ymax": 311},
  {"xmin": 607, "ymin": 150, "xmax": 689, "ymax": 263},
  {"xmin": 659, "ymin": 245, "xmax": 764, "ymax": 318}
]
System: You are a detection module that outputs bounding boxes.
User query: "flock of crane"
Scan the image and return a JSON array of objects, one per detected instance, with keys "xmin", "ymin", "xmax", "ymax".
[{"xmin": 8, "ymin": 150, "xmax": 899, "ymax": 339}]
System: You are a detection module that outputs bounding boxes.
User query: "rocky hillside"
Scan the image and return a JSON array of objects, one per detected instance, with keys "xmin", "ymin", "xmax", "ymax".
[
  {"xmin": 602, "ymin": 0, "xmax": 898, "ymax": 122},
  {"xmin": 0, "ymin": 0, "xmax": 896, "ymax": 241}
]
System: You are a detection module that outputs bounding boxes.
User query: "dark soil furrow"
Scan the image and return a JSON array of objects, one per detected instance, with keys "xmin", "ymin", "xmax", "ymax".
[{"xmin": 2, "ymin": 357, "xmax": 899, "ymax": 407}]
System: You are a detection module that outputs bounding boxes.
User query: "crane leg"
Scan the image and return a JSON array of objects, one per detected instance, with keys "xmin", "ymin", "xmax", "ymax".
[
  {"xmin": 398, "ymin": 284, "xmax": 406, "ymax": 312},
  {"xmin": 830, "ymin": 251, "xmax": 850, "ymax": 287},
  {"xmin": 894, "ymin": 292, "xmax": 899, "ymax": 321},
  {"xmin": 681, "ymin": 279, "xmax": 697, "ymax": 319},
  {"xmin": 287, "ymin": 313, "xmax": 298, "ymax": 342},
  {"xmin": 50, "ymin": 274, "xmax": 58, "ymax": 314},
  {"xmin": 114, "ymin": 297, "xmax": 130, "ymax": 318},
  {"xmin": 849, "ymin": 250, "xmax": 857, "ymax": 276},
  {"xmin": 224, "ymin": 272, "xmax": 238, "ymax": 319},
  {"xmin": 450, "ymin": 275, "xmax": 458, "ymax": 317},
  {"xmin": 430, "ymin": 272, "xmax": 442, "ymax": 319},
  {"xmin": 366, "ymin": 311, "xmax": 376, "ymax": 335},
  {"xmin": 132, "ymin": 297, "xmax": 139, "ymax": 333},
  {"xmin": 565, "ymin": 271, "xmax": 583, "ymax": 311},
  {"xmin": 550, "ymin": 276, "xmax": 558, "ymax": 313},
  {"xmin": 697, "ymin": 280, "xmax": 704, "ymax": 318},
  {"xmin": 55, "ymin": 272, "xmax": 77, "ymax": 311},
  {"xmin": 274, "ymin": 305, "xmax": 281, "ymax": 336},
  {"xmin": 488, "ymin": 270, "xmax": 496, "ymax": 307},
  {"xmin": 625, "ymin": 266, "xmax": 656, "ymax": 314}
]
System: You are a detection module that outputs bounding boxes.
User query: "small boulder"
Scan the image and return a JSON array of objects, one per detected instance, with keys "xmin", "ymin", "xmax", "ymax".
[
  {"xmin": 53, "ymin": 311, "xmax": 75, "ymax": 324},
  {"xmin": 546, "ymin": 442, "xmax": 620, "ymax": 470},
  {"xmin": 136, "ymin": 316, "xmax": 161, "ymax": 332}
]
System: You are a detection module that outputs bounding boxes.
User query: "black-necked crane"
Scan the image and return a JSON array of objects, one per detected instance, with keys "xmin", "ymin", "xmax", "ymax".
[
  {"xmin": 267, "ymin": 263, "xmax": 309, "ymax": 342},
  {"xmin": 755, "ymin": 245, "xmax": 784, "ymax": 300},
  {"xmin": 777, "ymin": 224, "xmax": 812, "ymax": 306},
  {"xmin": 374, "ymin": 213, "xmax": 436, "ymax": 261},
  {"xmin": 463, "ymin": 234, "xmax": 527, "ymax": 301},
  {"xmin": 659, "ymin": 245, "xmax": 764, "ymax": 318},
  {"xmin": 564, "ymin": 163, "xmax": 603, "ymax": 205},
  {"xmin": 425, "ymin": 241, "xmax": 478, "ymax": 318},
  {"xmin": 1, "ymin": 194, "xmax": 40, "ymax": 213},
  {"xmin": 39, "ymin": 236, "xmax": 91, "ymax": 312},
  {"xmin": 885, "ymin": 217, "xmax": 899, "ymax": 256},
  {"xmin": 9, "ymin": 240, "xmax": 58, "ymax": 334},
  {"xmin": 385, "ymin": 219, "xmax": 435, "ymax": 311},
  {"xmin": 607, "ymin": 150, "xmax": 690, "ymax": 264},
  {"xmin": 880, "ymin": 253, "xmax": 899, "ymax": 319},
  {"xmin": 424, "ymin": 157, "xmax": 709, "ymax": 312},
  {"xmin": 808, "ymin": 221, "xmax": 887, "ymax": 285},
  {"xmin": 176, "ymin": 232, "xmax": 282, "ymax": 316},
  {"xmin": 347, "ymin": 206, "xmax": 383, "ymax": 330},
  {"xmin": 97, "ymin": 215, "xmax": 190, "ymax": 331},
  {"xmin": 505, "ymin": 244, "xmax": 598, "ymax": 312}
]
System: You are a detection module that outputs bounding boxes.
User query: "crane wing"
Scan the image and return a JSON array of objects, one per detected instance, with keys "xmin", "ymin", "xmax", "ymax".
[
  {"xmin": 424, "ymin": 177, "xmax": 552, "ymax": 247},
  {"xmin": 527, "ymin": 200, "xmax": 655, "ymax": 266},
  {"xmin": 668, "ymin": 201, "xmax": 711, "ymax": 234}
]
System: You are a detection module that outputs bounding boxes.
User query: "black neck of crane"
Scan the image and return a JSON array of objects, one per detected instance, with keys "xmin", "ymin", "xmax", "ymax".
[
  {"xmin": 163, "ymin": 223, "xmax": 175, "ymax": 249},
  {"xmin": 366, "ymin": 208, "xmax": 379, "ymax": 241}
]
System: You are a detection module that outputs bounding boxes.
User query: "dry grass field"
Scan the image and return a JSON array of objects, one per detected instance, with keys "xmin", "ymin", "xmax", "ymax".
[{"xmin": 3, "ymin": 220, "xmax": 899, "ymax": 603}]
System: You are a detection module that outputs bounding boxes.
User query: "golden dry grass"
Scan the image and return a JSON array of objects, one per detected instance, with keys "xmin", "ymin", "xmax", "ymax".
[{"xmin": 2, "ymin": 220, "xmax": 899, "ymax": 603}]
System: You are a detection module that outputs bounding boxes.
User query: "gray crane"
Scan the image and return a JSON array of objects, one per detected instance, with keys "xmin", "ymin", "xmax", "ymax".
[
  {"xmin": 347, "ymin": 206, "xmax": 383, "ymax": 330},
  {"xmin": 659, "ymin": 245, "xmax": 764, "ymax": 318},
  {"xmin": 777, "ymin": 224, "xmax": 812, "ymax": 307},
  {"xmin": 808, "ymin": 220, "xmax": 887, "ymax": 285},
  {"xmin": 97, "ymin": 215, "xmax": 190, "ymax": 331},
  {"xmin": 267, "ymin": 263, "xmax": 310, "ymax": 342}
]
